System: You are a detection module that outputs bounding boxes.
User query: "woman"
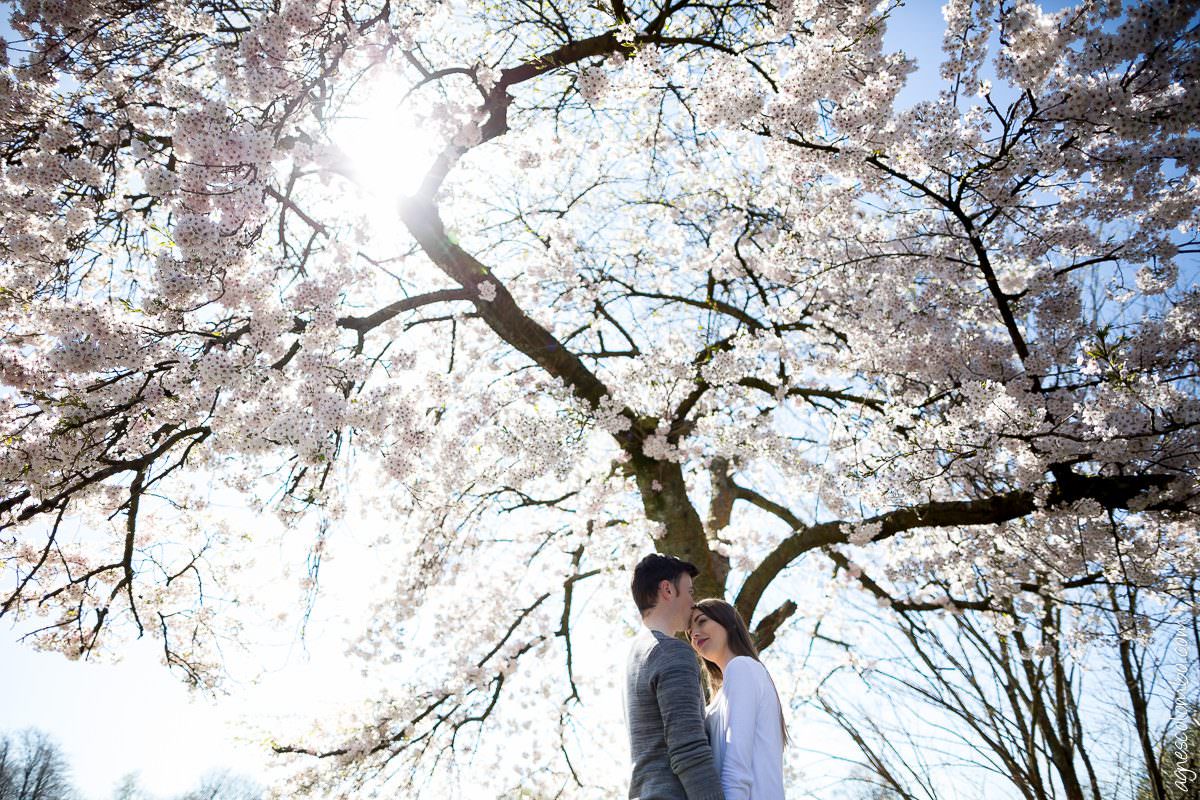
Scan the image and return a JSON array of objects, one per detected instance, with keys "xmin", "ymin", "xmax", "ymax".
[{"xmin": 689, "ymin": 598, "xmax": 787, "ymax": 800}]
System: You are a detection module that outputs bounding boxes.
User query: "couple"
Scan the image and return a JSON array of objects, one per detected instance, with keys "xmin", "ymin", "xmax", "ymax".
[{"xmin": 625, "ymin": 553, "xmax": 788, "ymax": 800}]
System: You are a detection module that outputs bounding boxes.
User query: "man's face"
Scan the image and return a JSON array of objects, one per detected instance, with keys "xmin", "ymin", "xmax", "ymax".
[{"xmin": 665, "ymin": 572, "xmax": 695, "ymax": 633}]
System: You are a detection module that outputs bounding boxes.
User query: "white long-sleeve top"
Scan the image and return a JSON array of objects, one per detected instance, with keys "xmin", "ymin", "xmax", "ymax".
[{"xmin": 704, "ymin": 656, "xmax": 786, "ymax": 800}]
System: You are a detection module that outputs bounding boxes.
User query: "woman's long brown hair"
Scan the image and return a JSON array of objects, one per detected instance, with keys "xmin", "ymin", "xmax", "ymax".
[{"xmin": 691, "ymin": 598, "xmax": 789, "ymax": 745}]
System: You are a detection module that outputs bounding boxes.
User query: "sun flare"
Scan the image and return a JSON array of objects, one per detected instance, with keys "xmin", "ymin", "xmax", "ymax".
[{"xmin": 330, "ymin": 71, "xmax": 439, "ymax": 208}]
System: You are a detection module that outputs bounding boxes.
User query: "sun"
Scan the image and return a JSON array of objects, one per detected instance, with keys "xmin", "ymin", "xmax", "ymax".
[{"xmin": 329, "ymin": 69, "xmax": 439, "ymax": 209}]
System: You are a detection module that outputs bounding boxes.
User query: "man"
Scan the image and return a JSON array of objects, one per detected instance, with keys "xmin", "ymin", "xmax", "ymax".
[{"xmin": 625, "ymin": 553, "xmax": 725, "ymax": 800}]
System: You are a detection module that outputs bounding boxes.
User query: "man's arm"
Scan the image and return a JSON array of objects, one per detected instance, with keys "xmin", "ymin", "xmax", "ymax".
[{"xmin": 653, "ymin": 641, "xmax": 725, "ymax": 800}]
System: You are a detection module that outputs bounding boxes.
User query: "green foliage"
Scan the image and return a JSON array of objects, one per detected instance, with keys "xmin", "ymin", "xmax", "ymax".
[{"xmin": 1136, "ymin": 707, "xmax": 1200, "ymax": 800}]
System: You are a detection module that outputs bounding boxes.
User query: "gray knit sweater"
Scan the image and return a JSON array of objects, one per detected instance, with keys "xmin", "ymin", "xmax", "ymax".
[{"xmin": 625, "ymin": 628, "xmax": 725, "ymax": 800}]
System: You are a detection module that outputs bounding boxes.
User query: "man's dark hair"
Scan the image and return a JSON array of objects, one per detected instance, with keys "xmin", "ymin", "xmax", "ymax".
[{"xmin": 631, "ymin": 553, "xmax": 699, "ymax": 614}]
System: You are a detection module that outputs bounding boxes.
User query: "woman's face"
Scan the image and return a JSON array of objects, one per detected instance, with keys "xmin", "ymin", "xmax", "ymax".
[{"xmin": 689, "ymin": 607, "xmax": 729, "ymax": 662}]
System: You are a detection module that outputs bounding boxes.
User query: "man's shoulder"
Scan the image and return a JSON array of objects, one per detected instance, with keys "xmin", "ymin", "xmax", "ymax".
[
  {"xmin": 653, "ymin": 630, "xmax": 693, "ymax": 651},
  {"xmin": 629, "ymin": 628, "xmax": 695, "ymax": 665},
  {"xmin": 645, "ymin": 630, "xmax": 698, "ymax": 670}
]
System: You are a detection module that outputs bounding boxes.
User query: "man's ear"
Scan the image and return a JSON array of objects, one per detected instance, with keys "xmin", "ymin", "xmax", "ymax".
[{"xmin": 658, "ymin": 578, "xmax": 674, "ymax": 600}]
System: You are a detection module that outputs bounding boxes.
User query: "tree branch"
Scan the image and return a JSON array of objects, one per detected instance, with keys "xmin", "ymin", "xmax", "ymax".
[{"xmin": 735, "ymin": 472, "xmax": 1184, "ymax": 623}]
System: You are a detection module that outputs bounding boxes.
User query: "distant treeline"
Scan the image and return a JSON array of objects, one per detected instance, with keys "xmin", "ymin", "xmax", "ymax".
[{"xmin": 0, "ymin": 729, "xmax": 260, "ymax": 800}]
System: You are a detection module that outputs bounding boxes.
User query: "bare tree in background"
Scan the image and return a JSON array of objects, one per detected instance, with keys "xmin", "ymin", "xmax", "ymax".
[
  {"xmin": 808, "ymin": 555, "xmax": 1199, "ymax": 800},
  {"xmin": 172, "ymin": 770, "xmax": 261, "ymax": 800},
  {"xmin": 110, "ymin": 770, "xmax": 262, "ymax": 800},
  {"xmin": 110, "ymin": 774, "xmax": 147, "ymax": 800},
  {"xmin": 0, "ymin": 730, "xmax": 75, "ymax": 800}
]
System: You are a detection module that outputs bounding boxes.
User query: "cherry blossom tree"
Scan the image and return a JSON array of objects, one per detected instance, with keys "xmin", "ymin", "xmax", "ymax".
[{"xmin": 1, "ymin": 0, "xmax": 1197, "ymax": 795}]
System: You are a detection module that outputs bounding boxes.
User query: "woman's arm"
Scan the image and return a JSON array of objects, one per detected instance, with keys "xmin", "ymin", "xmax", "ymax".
[{"xmin": 719, "ymin": 657, "xmax": 761, "ymax": 800}]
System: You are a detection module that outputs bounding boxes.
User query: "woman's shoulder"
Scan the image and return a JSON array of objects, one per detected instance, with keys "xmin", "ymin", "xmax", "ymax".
[{"xmin": 724, "ymin": 655, "xmax": 770, "ymax": 682}]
